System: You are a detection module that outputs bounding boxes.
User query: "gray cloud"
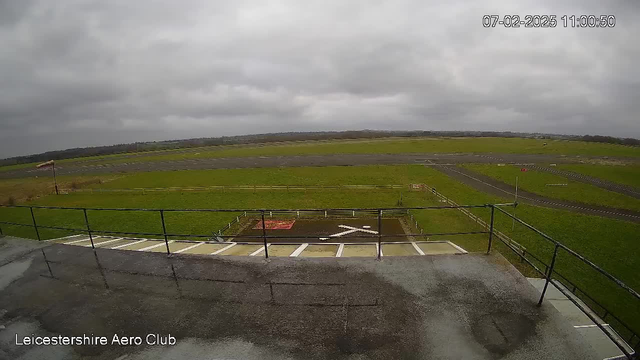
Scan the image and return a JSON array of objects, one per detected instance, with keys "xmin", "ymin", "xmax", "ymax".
[{"xmin": 1, "ymin": 0, "xmax": 639, "ymax": 157}]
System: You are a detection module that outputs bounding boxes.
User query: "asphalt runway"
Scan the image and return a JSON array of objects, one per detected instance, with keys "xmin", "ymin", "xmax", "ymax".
[
  {"xmin": 0, "ymin": 153, "xmax": 624, "ymax": 179},
  {"xmin": 433, "ymin": 165, "xmax": 640, "ymax": 223}
]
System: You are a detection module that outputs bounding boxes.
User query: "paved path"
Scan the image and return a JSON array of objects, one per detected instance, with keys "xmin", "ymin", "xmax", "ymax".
[
  {"xmin": 433, "ymin": 164, "xmax": 640, "ymax": 223},
  {"xmin": 0, "ymin": 153, "xmax": 629, "ymax": 179}
]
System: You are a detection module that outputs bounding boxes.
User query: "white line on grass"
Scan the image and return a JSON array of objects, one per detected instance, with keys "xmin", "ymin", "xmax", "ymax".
[
  {"xmin": 211, "ymin": 243, "xmax": 236, "ymax": 255},
  {"xmin": 139, "ymin": 241, "xmax": 173, "ymax": 252},
  {"xmin": 174, "ymin": 242, "xmax": 204, "ymax": 254},
  {"xmin": 338, "ymin": 225, "xmax": 378, "ymax": 234},
  {"xmin": 290, "ymin": 243, "xmax": 309, "ymax": 257}
]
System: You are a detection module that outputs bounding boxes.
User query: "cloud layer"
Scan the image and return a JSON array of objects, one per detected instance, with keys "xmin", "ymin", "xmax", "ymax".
[{"xmin": 1, "ymin": 0, "xmax": 639, "ymax": 157}]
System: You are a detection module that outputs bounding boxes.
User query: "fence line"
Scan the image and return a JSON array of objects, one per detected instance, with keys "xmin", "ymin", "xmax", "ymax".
[
  {"xmin": 65, "ymin": 184, "xmax": 407, "ymax": 194},
  {"xmin": 421, "ymin": 184, "xmax": 637, "ymax": 358},
  {"xmin": 0, "ymin": 200, "xmax": 637, "ymax": 357}
]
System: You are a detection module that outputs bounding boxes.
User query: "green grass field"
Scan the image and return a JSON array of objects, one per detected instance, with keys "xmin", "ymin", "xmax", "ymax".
[
  {"xmin": 3, "ymin": 136, "xmax": 640, "ymax": 171},
  {"xmin": 1, "ymin": 164, "xmax": 639, "ymax": 337},
  {"xmin": 463, "ymin": 164, "xmax": 640, "ymax": 211},
  {"xmin": 558, "ymin": 164, "xmax": 640, "ymax": 189}
]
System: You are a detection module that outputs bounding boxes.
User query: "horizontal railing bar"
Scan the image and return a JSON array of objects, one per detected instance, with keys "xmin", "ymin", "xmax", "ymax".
[{"xmin": 0, "ymin": 204, "xmax": 497, "ymax": 212}]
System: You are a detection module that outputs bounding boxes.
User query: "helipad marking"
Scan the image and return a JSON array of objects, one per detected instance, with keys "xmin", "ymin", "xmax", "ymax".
[
  {"xmin": 411, "ymin": 242, "xmax": 426, "ymax": 255},
  {"xmin": 64, "ymin": 237, "xmax": 93, "ymax": 245},
  {"xmin": 139, "ymin": 241, "xmax": 173, "ymax": 252},
  {"xmin": 330, "ymin": 229, "xmax": 360, "ymax": 237},
  {"xmin": 211, "ymin": 243, "xmax": 236, "ymax": 255},
  {"xmin": 376, "ymin": 243, "xmax": 383, "ymax": 257},
  {"xmin": 290, "ymin": 243, "xmax": 309, "ymax": 257},
  {"xmin": 89, "ymin": 238, "xmax": 123, "ymax": 247},
  {"xmin": 250, "ymin": 244, "xmax": 270, "ymax": 256},
  {"xmin": 337, "ymin": 225, "xmax": 378, "ymax": 234},
  {"xmin": 174, "ymin": 242, "xmax": 203, "ymax": 254},
  {"xmin": 447, "ymin": 241, "xmax": 468, "ymax": 254},
  {"xmin": 336, "ymin": 243, "xmax": 345, "ymax": 257},
  {"xmin": 112, "ymin": 239, "xmax": 146, "ymax": 249}
]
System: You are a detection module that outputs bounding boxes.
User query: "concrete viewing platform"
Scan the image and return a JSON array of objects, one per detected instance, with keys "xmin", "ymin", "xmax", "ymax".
[{"xmin": 0, "ymin": 236, "xmax": 605, "ymax": 359}]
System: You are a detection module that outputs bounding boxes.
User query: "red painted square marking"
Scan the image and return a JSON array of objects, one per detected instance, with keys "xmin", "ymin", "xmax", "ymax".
[{"xmin": 253, "ymin": 220, "xmax": 296, "ymax": 230}]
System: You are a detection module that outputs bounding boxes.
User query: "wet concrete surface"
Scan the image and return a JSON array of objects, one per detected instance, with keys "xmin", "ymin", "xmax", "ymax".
[
  {"xmin": 434, "ymin": 165, "xmax": 640, "ymax": 223},
  {"xmin": 0, "ymin": 237, "xmax": 598, "ymax": 359},
  {"xmin": 1, "ymin": 153, "xmax": 630, "ymax": 179}
]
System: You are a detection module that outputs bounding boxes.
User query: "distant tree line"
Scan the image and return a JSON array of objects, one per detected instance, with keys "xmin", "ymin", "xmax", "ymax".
[
  {"xmin": 1, "ymin": 130, "xmax": 638, "ymax": 166},
  {"xmin": 575, "ymin": 135, "xmax": 640, "ymax": 146}
]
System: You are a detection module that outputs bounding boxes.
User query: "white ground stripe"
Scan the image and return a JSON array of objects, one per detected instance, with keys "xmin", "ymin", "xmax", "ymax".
[
  {"xmin": 336, "ymin": 243, "xmax": 345, "ymax": 257},
  {"xmin": 338, "ymin": 225, "xmax": 379, "ymax": 234},
  {"xmin": 138, "ymin": 241, "xmax": 173, "ymax": 252},
  {"xmin": 63, "ymin": 237, "xmax": 94, "ymax": 245},
  {"xmin": 330, "ymin": 229, "xmax": 360, "ymax": 237},
  {"xmin": 174, "ymin": 242, "xmax": 203, "ymax": 254},
  {"xmin": 411, "ymin": 242, "xmax": 425, "ymax": 255},
  {"xmin": 45, "ymin": 234, "xmax": 84, "ymax": 242},
  {"xmin": 250, "ymin": 244, "xmax": 270, "ymax": 256},
  {"xmin": 88, "ymin": 238, "xmax": 123, "ymax": 247},
  {"xmin": 290, "ymin": 243, "xmax": 309, "ymax": 257},
  {"xmin": 376, "ymin": 244, "xmax": 384, "ymax": 257},
  {"xmin": 573, "ymin": 324, "xmax": 609, "ymax": 329},
  {"xmin": 211, "ymin": 243, "xmax": 236, "ymax": 255},
  {"xmin": 111, "ymin": 239, "xmax": 146, "ymax": 249},
  {"xmin": 447, "ymin": 241, "xmax": 469, "ymax": 254}
]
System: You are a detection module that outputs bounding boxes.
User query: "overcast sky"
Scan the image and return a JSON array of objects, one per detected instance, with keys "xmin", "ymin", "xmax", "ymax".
[{"xmin": 1, "ymin": 0, "xmax": 639, "ymax": 158}]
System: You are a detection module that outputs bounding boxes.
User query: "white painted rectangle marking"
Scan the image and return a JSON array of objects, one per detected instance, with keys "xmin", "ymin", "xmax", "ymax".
[
  {"xmin": 250, "ymin": 244, "xmax": 270, "ymax": 256},
  {"xmin": 411, "ymin": 242, "xmax": 425, "ymax": 255},
  {"xmin": 211, "ymin": 243, "xmax": 236, "ymax": 255},
  {"xmin": 63, "ymin": 237, "xmax": 94, "ymax": 245},
  {"xmin": 111, "ymin": 239, "xmax": 146, "ymax": 249},
  {"xmin": 89, "ymin": 238, "xmax": 123, "ymax": 247},
  {"xmin": 138, "ymin": 241, "xmax": 173, "ymax": 252},
  {"xmin": 290, "ymin": 243, "xmax": 309, "ymax": 257},
  {"xmin": 174, "ymin": 242, "xmax": 204, "ymax": 254},
  {"xmin": 446, "ymin": 241, "xmax": 468, "ymax": 254},
  {"xmin": 336, "ymin": 243, "xmax": 345, "ymax": 257}
]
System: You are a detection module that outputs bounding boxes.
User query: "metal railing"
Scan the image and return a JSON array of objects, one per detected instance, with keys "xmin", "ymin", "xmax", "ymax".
[
  {"xmin": 64, "ymin": 184, "xmax": 407, "ymax": 194},
  {"xmin": 0, "ymin": 202, "xmax": 637, "ymax": 358},
  {"xmin": 0, "ymin": 204, "xmax": 494, "ymax": 261},
  {"xmin": 492, "ymin": 206, "xmax": 639, "ymax": 359}
]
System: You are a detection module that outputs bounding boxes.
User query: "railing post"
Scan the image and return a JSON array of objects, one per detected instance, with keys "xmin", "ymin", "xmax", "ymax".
[
  {"xmin": 538, "ymin": 244, "xmax": 560, "ymax": 306},
  {"xmin": 377, "ymin": 209, "xmax": 382, "ymax": 260},
  {"xmin": 487, "ymin": 205, "xmax": 495, "ymax": 254},
  {"xmin": 82, "ymin": 208, "xmax": 94, "ymax": 249},
  {"xmin": 160, "ymin": 210, "xmax": 170, "ymax": 255},
  {"xmin": 261, "ymin": 211, "xmax": 269, "ymax": 259},
  {"xmin": 29, "ymin": 207, "xmax": 41, "ymax": 241}
]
